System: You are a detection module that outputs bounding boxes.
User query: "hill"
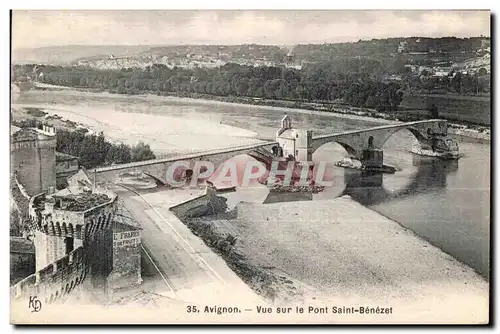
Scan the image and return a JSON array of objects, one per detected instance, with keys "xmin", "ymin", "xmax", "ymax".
[
  {"xmin": 12, "ymin": 45, "xmax": 157, "ymax": 65},
  {"xmin": 12, "ymin": 37, "xmax": 489, "ymax": 66}
]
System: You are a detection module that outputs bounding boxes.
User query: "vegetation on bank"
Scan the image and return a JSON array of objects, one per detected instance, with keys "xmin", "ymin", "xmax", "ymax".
[
  {"xmin": 12, "ymin": 118, "xmax": 156, "ymax": 169},
  {"xmin": 15, "ymin": 62, "xmax": 406, "ymax": 112},
  {"xmin": 56, "ymin": 129, "xmax": 156, "ymax": 169}
]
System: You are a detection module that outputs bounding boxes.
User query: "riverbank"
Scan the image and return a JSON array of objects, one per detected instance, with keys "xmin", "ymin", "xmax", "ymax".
[
  {"xmin": 28, "ymin": 84, "xmax": 491, "ymax": 141},
  {"xmin": 179, "ymin": 194, "xmax": 488, "ymax": 323},
  {"xmin": 154, "ymin": 92, "xmax": 491, "ymax": 141},
  {"xmin": 11, "ymin": 101, "xmax": 267, "ymax": 159}
]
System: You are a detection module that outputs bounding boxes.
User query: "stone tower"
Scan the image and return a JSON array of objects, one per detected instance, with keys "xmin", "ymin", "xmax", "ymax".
[
  {"xmin": 11, "ymin": 124, "xmax": 57, "ymax": 196},
  {"xmin": 29, "ymin": 187, "xmax": 118, "ymax": 297}
]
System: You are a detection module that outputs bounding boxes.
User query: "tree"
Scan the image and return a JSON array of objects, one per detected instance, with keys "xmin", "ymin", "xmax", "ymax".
[
  {"xmin": 450, "ymin": 72, "xmax": 463, "ymax": 93},
  {"xmin": 131, "ymin": 142, "xmax": 156, "ymax": 162},
  {"xmin": 106, "ymin": 143, "xmax": 132, "ymax": 165}
]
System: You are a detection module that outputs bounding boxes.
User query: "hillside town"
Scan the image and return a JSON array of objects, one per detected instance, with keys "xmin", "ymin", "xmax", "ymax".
[{"xmin": 67, "ymin": 37, "xmax": 490, "ymax": 78}]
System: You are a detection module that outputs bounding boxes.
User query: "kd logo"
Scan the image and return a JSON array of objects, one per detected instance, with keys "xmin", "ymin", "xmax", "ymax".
[{"xmin": 28, "ymin": 296, "xmax": 42, "ymax": 313}]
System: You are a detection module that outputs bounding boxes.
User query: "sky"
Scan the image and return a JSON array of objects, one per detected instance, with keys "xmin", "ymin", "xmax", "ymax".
[{"xmin": 12, "ymin": 10, "xmax": 491, "ymax": 50}]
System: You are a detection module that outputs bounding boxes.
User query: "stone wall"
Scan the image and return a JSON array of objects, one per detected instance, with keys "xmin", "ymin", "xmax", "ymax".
[
  {"xmin": 11, "ymin": 246, "xmax": 88, "ymax": 305},
  {"xmin": 11, "ymin": 129, "xmax": 56, "ymax": 196},
  {"xmin": 82, "ymin": 194, "xmax": 117, "ymax": 297},
  {"xmin": 39, "ymin": 143, "xmax": 57, "ymax": 195},
  {"xmin": 33, "ymin": 231, "xmax": 83, "ymax": 271},
  {"xmin": 109, "ymin": 226, "xmax": 142, "ymax": 291},
  {"xmin": 55, "ymin": 158, "xmax": 79, "ymax": 189},
  {"xmin": 170, "ymin": 189, "xmax": 228, "ymax": 219},
  {"xmin": 26, "ymin": 188, "xmax": 118, "ymax": 302},
  {"xmin": 11, "ymin": 139, "xmax": 42, "ymax": 197}
]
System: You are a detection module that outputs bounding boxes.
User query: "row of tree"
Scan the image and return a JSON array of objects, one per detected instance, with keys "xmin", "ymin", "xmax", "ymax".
[
  {"xmin": 56, "ymin": 129, "xmax": 156, "ymax": 169},
  {"xmin": 15, "ymin": 62, "xmax": 405, "ymax": 112}
]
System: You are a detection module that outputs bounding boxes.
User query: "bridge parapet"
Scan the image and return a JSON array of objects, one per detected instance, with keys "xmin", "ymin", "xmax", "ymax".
[
  {"xmin": 276, "ymin": 117, "xmax": 456, "ymax": 168},
  {"xmin": 94, "ymin": 141, "xmax": 278, "ymax": 185}
]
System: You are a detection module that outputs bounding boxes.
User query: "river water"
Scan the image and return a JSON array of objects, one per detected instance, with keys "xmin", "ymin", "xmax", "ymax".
[{"xmin": 13, "ymin": 90, "xmax": 491, "ymax": 279}]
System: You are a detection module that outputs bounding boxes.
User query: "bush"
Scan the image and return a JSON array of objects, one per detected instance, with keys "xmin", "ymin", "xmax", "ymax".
[{"xmin": 57, "ymin": 129, "xmax": 155, "ymax": 168}]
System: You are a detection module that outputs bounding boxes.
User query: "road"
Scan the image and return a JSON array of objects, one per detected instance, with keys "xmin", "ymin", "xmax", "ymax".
[{"xmin": 111, "ymin": 185, "xmax": 264, "ymax": 307}]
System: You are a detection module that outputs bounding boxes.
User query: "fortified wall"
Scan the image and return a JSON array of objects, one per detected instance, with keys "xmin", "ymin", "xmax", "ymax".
[
  {"xmin": 12, "ymin": 182, "xmax": 145, "ymax": 305},
  {"xmin": 11, "ymin": 122, "xmax": 143, "ymax": 306},
  {"xmin": 11, "ymin": 246, "xmax": 88, "ymax": 305}
]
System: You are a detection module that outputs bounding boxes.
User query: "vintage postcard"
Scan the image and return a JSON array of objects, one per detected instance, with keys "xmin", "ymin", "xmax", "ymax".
[{"xmin": 9, "ymin": 9, "xmax": 491, "ymax": 324}]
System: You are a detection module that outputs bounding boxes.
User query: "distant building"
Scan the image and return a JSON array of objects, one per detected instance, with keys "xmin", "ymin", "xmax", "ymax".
[
  {"xmin": 381, "ymin": 74, "xmax": 403, "ymax": 83},
  {"xmin": 405, "ymin": 64, "xmax": 418, "ymax": 73},
  {"xmin": 418, "ymin": 66, "xmax": 433, "ymax": 75},
  {"xmin": 433, "ymin": 67, "xmax": 453, "ymax": 78},
  {"xmin": 398, "ymin": 41, "xmax": 408, "ymax": 53}
]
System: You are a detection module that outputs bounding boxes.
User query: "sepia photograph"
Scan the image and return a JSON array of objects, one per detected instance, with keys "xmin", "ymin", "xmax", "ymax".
[{"xmin": 8, "ymin": 8, "xmax": 491, "ymax": 325}]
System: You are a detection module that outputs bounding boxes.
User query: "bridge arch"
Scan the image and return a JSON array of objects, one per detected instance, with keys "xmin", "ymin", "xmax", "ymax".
[
  {"xmin": 311, "ymin": 140, "xmax": 359, "ymax": 159},
  {"xmin": 94, "ymin": 142, "xmax": 278, "ymax": 186},
  {"xmin": 378, "ymin": 126, "xmax": 429, "ymax": 148},
  {"xmin": 308, "ymin": 120, "xmax": 449, "ymax": 161}
]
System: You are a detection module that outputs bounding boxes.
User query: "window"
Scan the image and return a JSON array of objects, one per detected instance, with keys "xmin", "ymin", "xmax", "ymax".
[{"xmin": 65, "ymin": 237, "xmax": 74, "ymax": 254}]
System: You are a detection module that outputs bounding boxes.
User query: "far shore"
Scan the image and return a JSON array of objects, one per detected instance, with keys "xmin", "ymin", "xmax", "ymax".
[{"xmin": 17, "ymin": 84, "xmax": 491, "ymax": 142}]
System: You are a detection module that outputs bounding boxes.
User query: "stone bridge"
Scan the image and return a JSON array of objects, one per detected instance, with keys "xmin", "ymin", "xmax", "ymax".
[
  {"xmin": 93, "ymin": 142, "xmax": 278, "ymax": 185},
  {"xmin": 93, "ymin": 116, "xmax": 458, "ymax": 184},
  {"xmin": 276, "ymin": 115, "xmax": 456, "ymax": 168}
]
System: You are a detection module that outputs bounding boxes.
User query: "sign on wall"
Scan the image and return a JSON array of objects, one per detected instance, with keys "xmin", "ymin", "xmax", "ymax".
[{"xmin": 113, "ymin": 230, "xmax": 140, "ymax": 248}]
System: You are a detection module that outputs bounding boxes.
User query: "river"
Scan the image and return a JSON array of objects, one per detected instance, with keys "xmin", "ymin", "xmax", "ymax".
[{"xmin": 13, "ymin": 89, "xmax": 491, "ymax": 279}]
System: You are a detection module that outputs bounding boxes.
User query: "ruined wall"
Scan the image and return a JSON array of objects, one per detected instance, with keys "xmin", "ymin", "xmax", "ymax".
[{"xmin": 11, "ymin": 246, "xmax": 88, "ymax": 305}]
